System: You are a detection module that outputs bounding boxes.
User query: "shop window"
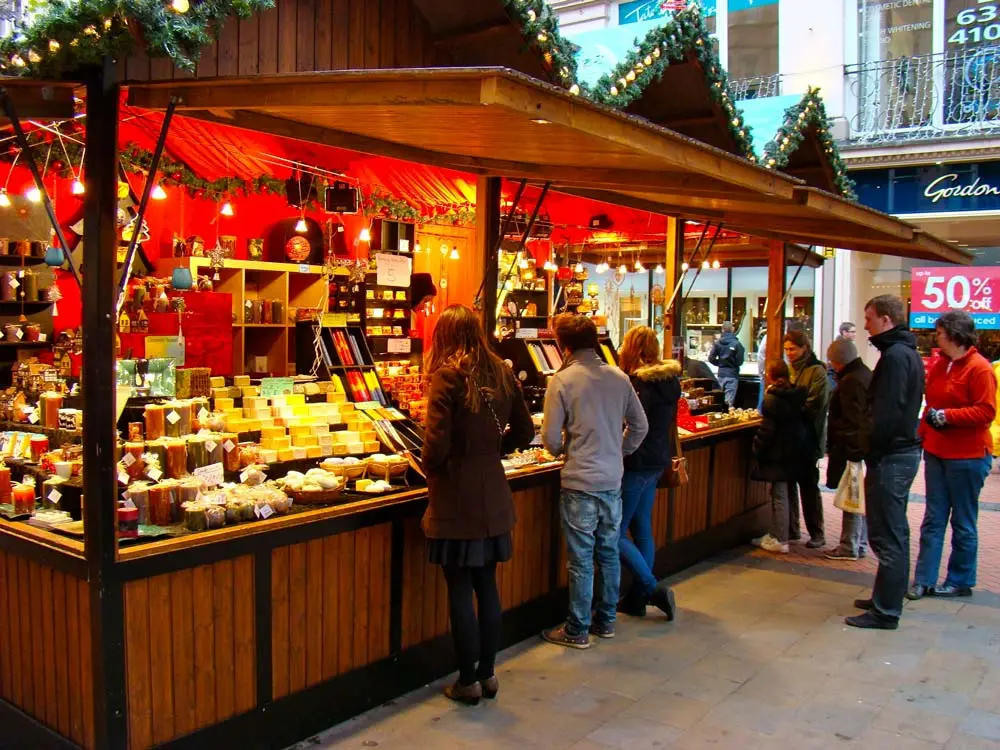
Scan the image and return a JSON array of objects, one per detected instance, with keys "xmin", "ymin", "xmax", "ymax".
[
  {"xmin": 727, "ymin": 0, "xmax": 779, "ymax": 79},
  {"xmin": 857, "ymin": 0, "xmax": 933, "ymax": 63},
  {"xmin": 944, "ymin": 0, "xmax": 1000, "ymax": 124}
]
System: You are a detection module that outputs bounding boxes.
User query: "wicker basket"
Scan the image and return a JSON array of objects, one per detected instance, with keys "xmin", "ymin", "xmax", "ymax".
[
  {"xmin": 285, "ymin": 485, "xmax": 346, "ymax": 505},
  {"xmin": 367, "ymin": 460, "xmax": 409, "ymax": 480}
]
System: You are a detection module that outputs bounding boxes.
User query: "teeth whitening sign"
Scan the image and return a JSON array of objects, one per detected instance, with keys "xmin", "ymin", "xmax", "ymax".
[{"xmin": 910, "ymin": 267, "xmax": 1000, "ymax": 330}]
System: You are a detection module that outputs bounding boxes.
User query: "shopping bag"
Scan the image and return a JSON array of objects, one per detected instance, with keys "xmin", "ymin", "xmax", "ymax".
[
  {"xmin": 663, "ymin": 423, "xmax": 689, "ymax": 488},
  {"xmin": 833, "ymin": 461, "xmax": 865, "ymax": 514}
]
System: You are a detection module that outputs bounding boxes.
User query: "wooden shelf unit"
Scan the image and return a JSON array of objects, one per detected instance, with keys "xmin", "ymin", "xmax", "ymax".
[{"xmin": 157, "ymin": 257, "xmax": 328, "ymax": 376}]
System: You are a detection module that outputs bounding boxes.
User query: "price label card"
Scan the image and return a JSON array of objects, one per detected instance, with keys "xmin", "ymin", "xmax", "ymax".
[
  {"xmin": 375, "ymin": 253, "xmax": 412, "ymax": 288},
  {"xmin": 223, "ymin": 440, "xmax": 236, "ymax": 453},
  {"xmin": 260, "ymin": 377, "xmax": 294, "ymax": 398},
  {"xmin": 27, "ymin": 411, "xmax": 38, "ymax": 424},
  {"xmin": 205, "ymin": 440, "xmax": 218, "ymax": 453},
  {"xmin": 48, "ymin": 489, "xmax": 61, "ymax": 504},
  {"xmin": 398, "ymin": 239, "xmax": 410, "ymax": 253},
  {"xmin": 166, "ymin": 410, "xmax": 181, "ymax": 425},
  {"xmin": 299, "ymin": 264, "xmax": 311, "ymax": 273},
  {"xmin": 194, "ymin": 462, "xmax": 225, "ymax": 487},
  {"xmin": 259, "ymin": 504, "xmax": 275, "ymax": 519},
  {"xmin": 9, "ymin": 278, "xmax": 18, "ymax": 289},
  {"xmin": 15, "ymin": 328, "xmax": 22, "ymax": 339},
  {"xmin": 38, "ymin": 333, "xmax": 46, "ymax": 342},
  {"xmin": 240, "ymin": 469, "xmax": 252, "ymax": 483},
  {"xmin": 386, "ymin": 337, "xmax": 412, "ymax": 354},
  {"xmin": 121, "ymin": 452, "xmax": 136, "ymax": 467},
  {"xmin": 122, "ymin": 498, "xmax": 136, "ymax": 510},
  {"xmin": 118, "ymin": 471, "xmax": 130, "ymax": 485},
  {"xmin": 147, "ymin": 467, "xmax": 162, "ymax": 481},
  {"xmin": 145, "ymin": 336, "xmax": 186, "ymax": 364},
  {"xmin": 515, "ymin": 328, "xmax": 539, "ymax": 339},
  {"xmin": 198, "ymin": 407, "xmax": 210, "ymax": 422}
]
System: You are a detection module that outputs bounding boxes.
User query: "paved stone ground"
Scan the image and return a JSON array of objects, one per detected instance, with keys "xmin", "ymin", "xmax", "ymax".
[{"xmin": 291, "ymin": 460, "xmax": 1000, "ymax": 750}]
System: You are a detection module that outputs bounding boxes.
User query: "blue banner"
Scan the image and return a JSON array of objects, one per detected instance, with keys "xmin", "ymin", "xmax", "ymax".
[
  {"xmin": 618, "ymin": 0, "xmax": 717, "ymax": 26},
  {"xmin": 910, "ymin": 312, "xmax": 1000, "ymax": 330},
  {"xmin": 854, "ymin": 161, "xmax": 1000, "ymax": 215}
]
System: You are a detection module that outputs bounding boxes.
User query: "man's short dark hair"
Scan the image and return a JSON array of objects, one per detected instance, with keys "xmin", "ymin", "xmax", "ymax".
[
  {"xmin": 554, "ymin": 314, "xmax": 599, "ymax": 353},
  {"xmin": 839, "ymin": 321, "xmax": 856, "ymax": 336},
  {"xmin": 722, "ymin": 321, "xmax": 734, "ymax": 333},
  {"xmin": 865, "ymin": 295, "xmax": 906, "ymax": 326},
  {"xmin": 935, "ymin": 310, "xmax": 977, "ymax": 349}
]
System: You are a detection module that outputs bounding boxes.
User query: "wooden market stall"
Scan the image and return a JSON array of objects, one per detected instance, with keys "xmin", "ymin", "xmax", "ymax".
[{"xmin": 0, "ymin": 5, "xmax": 974, "ymax": 750}]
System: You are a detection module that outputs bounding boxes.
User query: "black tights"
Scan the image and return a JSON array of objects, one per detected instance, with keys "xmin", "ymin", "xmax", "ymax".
[{"xmin": 442, "ymin": 563, "xmax": 502, "ymax": 687}]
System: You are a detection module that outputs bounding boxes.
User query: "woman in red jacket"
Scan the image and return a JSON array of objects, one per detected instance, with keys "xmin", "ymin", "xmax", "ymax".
[{"xmin": 909, "ymin": 311, "xmax": 998, "ymax": 600}]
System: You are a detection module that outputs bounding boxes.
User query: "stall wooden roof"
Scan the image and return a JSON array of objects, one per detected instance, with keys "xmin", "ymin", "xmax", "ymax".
[
  {"xmin": 0, "ymin": 79, "xmax": 77, "ymax": 124},
  {"xmin": 127, "ymin": 67, "xmax": 971, "ymax": 265}
]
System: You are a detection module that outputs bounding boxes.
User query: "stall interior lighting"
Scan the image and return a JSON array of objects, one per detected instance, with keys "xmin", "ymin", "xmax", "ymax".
[
  {"xmin": 449, "ymin": 246, "xmax": 460, "ymax": 260},
  {"xmin": 152, "ymin": 184, "xmax": 167, "ymax": 201},
  {"xmin": 25, "ymin": 186, "xmax": 41, "ymax": 203},
  {"xmin": 596, "ymin": 260, "xmax": 609, "ymax": 273},
  {"xmin": 681, "ymin": 262, "xmax": 690, "ymax": 271},
  {"xmin": 0, "ymin": 190, "xmax": 10, "ymax": 208},
  {"xmin": 359, "ymin": 227, "xmax": 371, "ymax": 243},
  {"xmin": 574, "ymin": 262, "xmax": 584, "ymax": 273},
  {"xmin": 634, "ymin": 259, "xmax": 645, "ymax": 272},
  {"xmin": 618, "ymin": 263, "xmax": 627, "ymax": 274},
  {"xmin": 712, "ymin": 259, "xmax": 721, "ymax": 269},
  {"xmin": 219, "ymin": 200, "xmax": 234, "ymax": 216},
  {"xmin": 71, "ymin": 179, "xmax": 85, "ymax": 195},
  {"xmin": 294, "ymin": 214, "xmax": 308, "ymax": 233},
  {"xmin": 655, "ymin": 264, "xmax": 664, "ymax": 274},
  {"xmin": 701, "ymin": 260, "xmax": 710, "ymax": 270}
]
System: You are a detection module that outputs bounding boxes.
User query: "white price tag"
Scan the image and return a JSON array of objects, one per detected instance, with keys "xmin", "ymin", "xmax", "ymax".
[
  {"xmin": 193, "ymin": 462, "xmax": 224, "ymax": 487},
  {"xmin": 205, "ymin": 440, "xmax": 218, "ymax": 453},
  {"xmin": 166, "ymin": 410, "xmax": 181, "ymax": 425},
  {"xmin": 253, "ymin": 504, "xmax": 261, "ymax": 518},
  {"xmin": 121, "ymin": 452, "xmax": 136, "ymax": 467},
  {"xmin": 240, "ymin": 469, "xmax": 251, "ymax": 483},
  {"xmin": 38, "ymin": 333, "xmax": 46, "ymax": 342},
  {"xmin": 15, "ymin": 328, "xmax": 23, "ymax": 339},
  {"xmin": 122, "ymin": 498, "xmax": 136, "ymax": 510},
  {"xmin": 47, "ymin": 489, "xmax": 61, "ymax": 504},
  {"xmin": 17, "ymin": 270, "xmax": 23, "ymax": 279},
  {"xmin": 223, "ymin": 440, "xmax": 236, "ymax": 453},
  {"xmin": 298, "ymin": 264, "xmax": 310, "ymax": 273},
  {"xmin": 387, "ymin": 338, "xmax": 412, "ymax": 354},
  {"xmin": 259, "ymin": 504, "xmax": 275, "ymax": 519},
  {"xmin": 27, "ymin": 411, "xmax": 38, "ymax": 424},
  {"xmin": 147, "ymin": 467, "xmax": 162, "ymax": 481},
  {"xmin": 9, "ymin": 278, "xmax": 18, "ymax": 289},
  {"xmin": 398, "ymin": 239, "xmax": 410, "ymax": 253},
  {"xmin": 198, "ymin": 407, "xmax": 210, "ymax": 422},
  {"xmin": 117, "ymin": 471, "xmax": 130, "ymax": 485}
]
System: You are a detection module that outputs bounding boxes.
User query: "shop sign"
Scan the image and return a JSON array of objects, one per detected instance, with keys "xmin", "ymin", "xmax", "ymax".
[
  {"xmin": 618, "ymin": 0, "xmax": 717, "ymax": 25},
  {"xmin": 386, "ymin": 338, "xmax": 412, "ymax": 354},
  {"xmin": 260, "ymin": 377, "xmax": 294, "ymax": 397},
  {"xmin": 145, "ymin": 335, "xmax": 185, "ymax": 364},
  {"xmin": 853, "ymin": 161, "xmax": 1000, "ymax": 214},
  {"xmin": 321, "ymin": 312, "xmax": 347, "ymax": 328},
  {"xmin": 910, "ymin": 266, "xmax": 1000, "ymax": 329}
]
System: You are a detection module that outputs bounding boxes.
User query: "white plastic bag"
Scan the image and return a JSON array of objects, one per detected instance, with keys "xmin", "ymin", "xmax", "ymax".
[{"xmin": 834, "ymin": 461, "xmax": 866, "ymax": 514}]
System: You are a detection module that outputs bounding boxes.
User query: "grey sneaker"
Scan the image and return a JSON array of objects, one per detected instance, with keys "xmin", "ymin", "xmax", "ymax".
[
  {"xmin": 825, "ymin": 547, "xmax": 859, "ymax": 561},
  {"xmin": 806, "ymin": 537, "xmax": 826, "ymax": 549},
  {"xmin": 589, "ymin": 621, "xmax": 616, "ymax": 639},
  {"xmin": 542, "ymin": 624, "xmax": 591, "ymax": 649}
]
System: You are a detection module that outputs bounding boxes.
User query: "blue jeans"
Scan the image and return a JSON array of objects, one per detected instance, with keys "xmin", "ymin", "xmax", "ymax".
[
  {"xmin": 560, "ymin": 488, "xmax": 622, "ymax": 635},
  {"xmin": 757, "ymin": 379, "xmax": 765, "ymax": 411},
  {"xmin": 718, "ymin": 375, "xmax": 738, "ymax": 408},
  {"xmin": 619, "ymin": 469, "xmax": 660, "ymax": 597},
  {"xmin": 865, "ymin": 449, "xmax": 921, "ymax": 619},
  {"xmin": 915, "ymin": 452, "xmax": 992, "ymax": 589}
]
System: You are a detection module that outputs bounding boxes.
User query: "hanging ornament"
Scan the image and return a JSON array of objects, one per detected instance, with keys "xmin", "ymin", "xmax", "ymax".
[
  {"xmin": 207, "ymin": 241, "xmax": 226, "ymax": 281},
  {"xmin": 46, "ymin": 283, "xmax": 62, "ymax": 317}
]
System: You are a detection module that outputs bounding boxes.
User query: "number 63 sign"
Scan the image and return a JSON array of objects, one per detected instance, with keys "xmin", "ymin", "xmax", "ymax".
[{"xmin": 910, "ymin": 267, "xmax": 1000, "ymax": 330}]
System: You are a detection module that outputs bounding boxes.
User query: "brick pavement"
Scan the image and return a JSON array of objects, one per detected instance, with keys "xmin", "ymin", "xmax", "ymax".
[{"xmin": 773, "ymin": 458, "xmax": 1000, "ymax": 593}]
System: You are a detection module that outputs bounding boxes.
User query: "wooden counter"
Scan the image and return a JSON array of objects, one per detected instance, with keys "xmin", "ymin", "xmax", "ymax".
[{"xmin": 0, "ymin": 422, "xmax": 766, "ymax": 750}]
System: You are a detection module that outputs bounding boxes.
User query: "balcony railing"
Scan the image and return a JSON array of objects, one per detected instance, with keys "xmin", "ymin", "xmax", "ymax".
[
  {"xmin": 846, "ymin": 46, "xmax": 1000, "ymax": 145},
  {"xmin": 730, "ymin": 73, "xmax": 782, "ymax": 101}
]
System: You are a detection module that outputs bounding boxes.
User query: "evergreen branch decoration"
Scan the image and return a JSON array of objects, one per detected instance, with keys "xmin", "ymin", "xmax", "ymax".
[
  {"xmin": 3, "ymin": 132, "xmax": 476, "ymax": 225},
  {"xmin": 762, "ymin": 87, "xmax": 857, "ymax": 201},
  {"xmin": 503, "ymin": 0, "xmax": 581, "ymax": 95},
  {"xmin": 0, "ymin": 0, "xmax": 274, "ymax": 78},
  {"xmin": 584, "ymin": 4, "xmax": 754, "ymax": 160}
]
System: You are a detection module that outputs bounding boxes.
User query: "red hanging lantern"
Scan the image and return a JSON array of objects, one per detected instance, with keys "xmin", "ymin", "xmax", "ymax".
[{"xmin": 556, "ymin": 266, "xmax": 573, "ymax": 282}]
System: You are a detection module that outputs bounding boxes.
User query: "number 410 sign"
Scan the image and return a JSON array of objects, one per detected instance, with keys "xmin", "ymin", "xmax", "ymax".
[{"xmin": 910, "ymin": 267, "xmax": 1000, "ymax": 330}]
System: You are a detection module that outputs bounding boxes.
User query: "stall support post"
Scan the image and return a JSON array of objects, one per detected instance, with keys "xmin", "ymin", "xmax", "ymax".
[
  {"xmin": 662, "ymin": 217, "xmax": 681, "ymax": 358},
  {"xmin": 725, "ymin": 268, "xmax": 734, "ymax": 323},
  {"xmin": 82, "ymin": 57, "xmax": 128, "ymax": 750},
  {"xmin": 477, "ymin": 176, "xmax": 502, "ymax": 335},
  {"xmin": 766, "ymin": 240, "xmax": 786, "ymax": 370}
]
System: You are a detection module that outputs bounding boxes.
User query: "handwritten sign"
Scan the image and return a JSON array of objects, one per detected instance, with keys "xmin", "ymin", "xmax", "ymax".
[
  {"xmin": 321, "ymin": 313, "xmax": 347, "ymax": 328},
  {"xmin": 260, "ymin": 377, "xmax": 294, "ymax": 398},
  {"xmin": 194, "ymin": 462, "xmax": 225, "ymax": 487},
  {"xmin": 386, "ymin": 337, "xmax": 412, "ymax": 354},
  {"xmin": 375, "ymin": 253, "xmax": 411, "ymax": 288},
  {"xmin": 145, "ymin": 335, "xmax": 186, "ymax": 364},
  {"xmin": 515, "ymin": 328, "xmax": 539, "ymax": 339}
]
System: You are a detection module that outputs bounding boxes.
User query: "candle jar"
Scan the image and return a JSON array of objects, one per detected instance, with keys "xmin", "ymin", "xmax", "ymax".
[
  {"xmin": 164, "ymin": 401, "xmax": 191, "ymax": 437},
  {"xmin": 0, "ymin": 465, "xmax": 11, "ymax": 503},
  {"xmin": 14, "ymin": 240, "xmax": 30, "ymax": 258},
  {"xmin": 127, "ymin": 422, "xmax": 144, "ymax": 442},
  {"xmin": 164, "ymin": 439, "xmax": 188, "ymax": 479},
  {"xmin": 177, "ymin": 478, "xmax": 201, "ymax": 506},
  {"xmin": 22, "ymin": 270, "xmax": 37, "ymax": 302},
  {"xmin": 186, "ymin": 435, "xmax": 208, "ymax": 472},
  {"xmin": 124, "ymin": 441, "xmax": 144, "ymax": 479},
  {"xmin": 117, "ymin": 505, "xmax": 139, "ymax": 539},
  {"xmin": 29, "ymin": 435, "xmax": 49, "ymax": 463},
  {"xmin": 148, "ymin": 484, "xmax": 173, "ymax": 526},
  {"xmin": 12, "ymin": 483, "xmax": 35, "ymax": 515},
  {"xmin": 220, "ymin": 433, "xmax": 240, "ymax": 472},
  {"xmin": 126, "ymin": 482, "xmax": 150, "ymax": 525},
  {"xmin": 41, "ymin": 393, "xmax": 62, "ymax": 429},
  {"xmin": 0, "ymin": 272, "xmax": 15, "ymax": 302},
  {"xmin": 272, "ymin": 300, "xmax": 284, "ymax": 324},
  {"xmin": 23, "ymin": 324, "xmax": 40, "ymax": 342},
  {"xmin": 261, "ymin": 299, "xmax": 273, "ymax": 324},
  {"xmin": 144, "ymin": 404, "xmax": 165, "ymax": 440},
  {"xmin": 190, "ymin": 398, "xmax": 210, "ymax": 431},
  {"xmin": 143, "ymin": 440, "xmax": 167, "ymax": 479},
  {"xmin": 4, "ymin": 323, "xmax": 20, "ymax": 342}
]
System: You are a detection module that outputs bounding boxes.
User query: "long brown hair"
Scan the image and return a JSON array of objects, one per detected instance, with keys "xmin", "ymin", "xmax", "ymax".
[
  {"xmin": 619, "ymin": 326, "xmax": 660, "ymax": 375},
  {"xmin": 425, "ymin": 304, "xmax": 513, "ymax": 411}
]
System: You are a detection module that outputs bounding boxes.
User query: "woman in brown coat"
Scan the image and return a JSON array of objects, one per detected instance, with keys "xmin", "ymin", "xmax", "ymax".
[{"xmin": 422, "ymin": 304, "xmax": 534, "ymax": 704}]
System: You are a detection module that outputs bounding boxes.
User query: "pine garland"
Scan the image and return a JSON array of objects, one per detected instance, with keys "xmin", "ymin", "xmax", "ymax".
[
  {"xmin": 584, "ymin": 4, "xmax": 755, "ymax": 161},
  {"xmin": 503, "ymin": 0, "xmax": 580, "ymax": 94},
  {"xmin": 762, "ymin": 87, "xmax": 857, "ymax": 201},
  {"xmin": 0, "ymin": 0, "xmax": 274, "ymax": 78}
]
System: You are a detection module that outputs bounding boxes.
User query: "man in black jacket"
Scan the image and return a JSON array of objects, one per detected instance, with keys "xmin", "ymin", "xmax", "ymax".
[
  {"xmin": 825, "ymin": 339, "xmax": 872, "ymax": 561},
  {"xmin": 846, "ymin": 295, "xmax": 924, "ymax": 631},
  {"xmin": 709, "ymin": 321, "xmax": 745, "ymax": 407}
]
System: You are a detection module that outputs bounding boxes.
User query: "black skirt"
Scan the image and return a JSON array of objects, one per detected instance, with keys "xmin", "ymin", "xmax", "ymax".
[{"xmin": 427, "ymin": 532, "xmax": 513, "ymax": 567}]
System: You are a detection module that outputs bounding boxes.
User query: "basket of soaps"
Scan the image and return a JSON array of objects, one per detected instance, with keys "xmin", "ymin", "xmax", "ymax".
[{"xmin": 276, "ymin": 468, "xmax": 346, "ymax": 505}]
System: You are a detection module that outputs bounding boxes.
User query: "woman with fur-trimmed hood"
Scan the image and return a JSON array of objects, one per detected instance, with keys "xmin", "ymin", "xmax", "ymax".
[{"xmin": 617, "ymin": 326, "xmax": 682, "ymax": 620}]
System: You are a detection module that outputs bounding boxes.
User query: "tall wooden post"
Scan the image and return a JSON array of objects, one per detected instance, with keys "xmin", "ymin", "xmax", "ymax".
[
  {"xmin": 476, "ymin": 176, "xmax": 502, "ymax": 336},
  {"xmin": 766, "ymin": 240, "xmax": 786, "ymax": 372},
  {"xmin": 663, "ymin": 217, "xmax": 681, "ymax": 358}
]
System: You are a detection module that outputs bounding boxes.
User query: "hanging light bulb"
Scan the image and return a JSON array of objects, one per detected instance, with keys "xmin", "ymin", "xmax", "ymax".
[
  {"xmin": 294, "ymin": 214, "xmax": 308, "ymax": 233},
  {"xmin": 219, "ymin": 200, "xmax": 234, "ymax": 216},
  {"xmin": 618, "ymin": 263, "xmax": 627, "ymax": 274},
  {"xmin": 171, "ymin": 0, "xmax": 190, "ymax": 13},
  {"xmin": 702, "ymin": 259, "xmax": 710, "ymax": 270},
  {"xmin": 26, "ymin": 186, "xmax": 41, "ymax": 203},
  {"xmin": 574, "ymin": 262, "xmax": 584, "ymax": 273},
  {"xmin": 712, "ymin": 259, "xmax": 721, "ymax": 270},
  {"xmin": 518, "ymin": 256, "xmax": 530, "ymax": 269},
  {"xmin": 655, "ymin": 264, "xmax": 665, "ymax": 274},
  {"xmin": 681, "ymin": 261, "xmax": 690, "ymax": 271},
  {"xmin": 152, "ymin": 184, "xmax": 167, "ymax": 200},
  {"xmin": 634, "ymin": 259, "xmax": 645, "ymax": 272},
  {"xmin": 413, "ymin": 241, "xmax": 421, "ymax": 253},
  {"xmin": 71, "ymin": 179, "xmax": 85, "ymax": 196},
  {"xmin": 359, "ymin": 227, "xmax": 372, "ymax": 243},
  {"xmin": 596, "ymin": 260, "xmax": 609, "ymax": 274},
  {"xmin": 0, "ymin": 190, "xmax": 10, "ymax": 208},
  {"xmin": 449, "ymin": 246, "xmax": 460, "ymax": 260}
]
